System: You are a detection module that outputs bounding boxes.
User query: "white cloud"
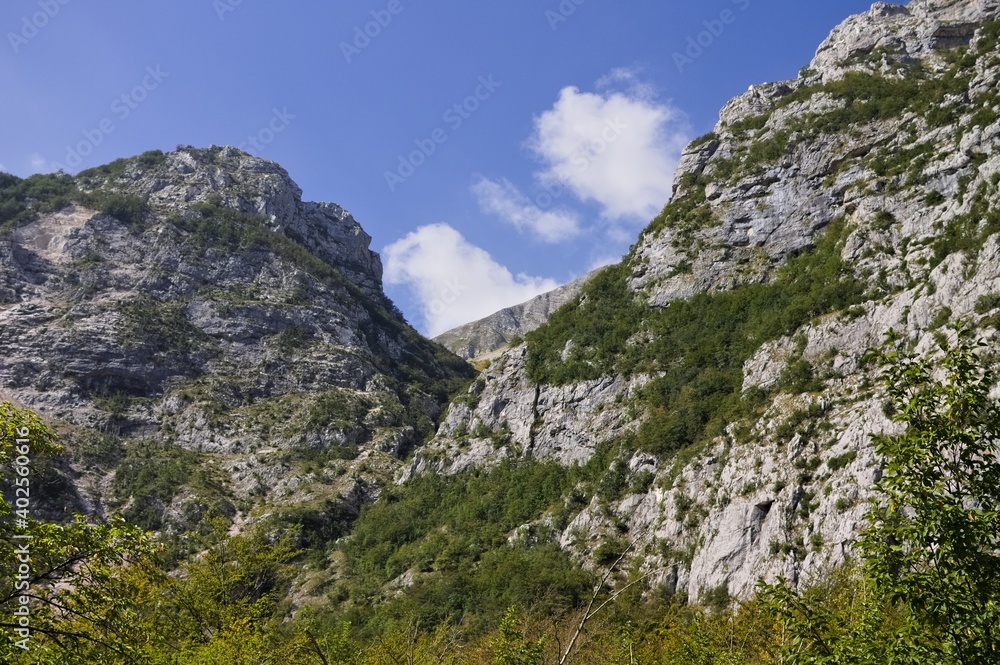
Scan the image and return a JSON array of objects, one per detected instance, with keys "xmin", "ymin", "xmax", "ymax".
[
  {"xmin": 596, "ymin": 67, "xmax": 657, "ymax": 101},
  {"xmin": 383, "ymin": 223, "xmax": 559, "ymax": 336},
  {"xmin": 28, "ymin": 154, "xmax": 48, "ymax": 174},
  {"xmin": 587, "ymin": 253, "xmax": 622, "ymax": 272},
  {"xmin": 529, "ymin": 77, "xmax": 690, "ymax": 221},
  {"xmin": 471, "ymin": 176, "xmax": 580, "ymax": 243},
  {"xmin": 0, "ymin": 163, "xmax": 6, "ymax": 173}
]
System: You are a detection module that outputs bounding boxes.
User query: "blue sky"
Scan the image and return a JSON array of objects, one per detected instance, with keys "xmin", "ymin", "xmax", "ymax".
[{"xmin": 0, "ymin": 0, "xmax": 877, "ymax": 335}]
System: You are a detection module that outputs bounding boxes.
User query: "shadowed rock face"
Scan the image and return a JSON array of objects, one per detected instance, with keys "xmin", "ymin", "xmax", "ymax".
[
  {"xmin": 433, "ymin": 271, "xmax": 596, "ymax": 360},
  {"xmin": 413, "ymin": 0, "xmax": 1000, "ymax": 602},
  {"xmin": 0, "ymin": 145, "xmax": 472, "ymax": 532}
]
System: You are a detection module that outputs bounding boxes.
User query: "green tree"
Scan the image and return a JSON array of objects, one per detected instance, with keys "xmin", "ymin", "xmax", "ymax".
[
  {"xmin": 488, "ymin": 608, "xmax": 545, "ymax": 665},
  {"xmin": 0, "ymin": 402, "xmax": 157, "ymax": 664},
  {"xmin": 859, "ymin": 334, "xmax": 1000, "ymax": 662},
  {"xmin": 762, "ymin": 335, "xmax": 1000, "ymax": 663}
]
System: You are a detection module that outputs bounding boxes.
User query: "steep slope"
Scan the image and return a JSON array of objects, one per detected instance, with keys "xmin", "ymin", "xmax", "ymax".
[
  {"xmin": 433, "ymin": 271, "xmax": 596, "ymax": 360},
  {"xmin": 409, "ymin": 0, "xmax": 1000, "ymax": 603},
  {"xmin": 0, "ymin": 146, "xmax": 473, "ymax": 537}
]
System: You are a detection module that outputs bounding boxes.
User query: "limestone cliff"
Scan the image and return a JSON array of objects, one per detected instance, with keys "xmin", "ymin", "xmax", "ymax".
[
  {"xmin": 0, "ymin": 145, "xmax": 472, "ymax": 534},
  {"xmin": 412, "ymin": 0, "xmax": 1000, "ymax": 602}
]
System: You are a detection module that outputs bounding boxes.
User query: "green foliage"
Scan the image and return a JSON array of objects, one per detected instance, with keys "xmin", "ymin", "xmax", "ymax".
[
  {"xmin": 859, "ymin": 335, "xmax": 1000, "ymax": 661},
  {"xmin": 305, "ymin": 389, "xmax": 372, "ymax": 432},
  {"xmin": 82, "ymin": 191, "xmax": 150, "ymax": 227},
  {"xmin": 136, "ymin": 149, "xmax": 166, "ymax": 169},
  {"xmin": 764, "ymin": 336, "xmax": 1000, "ymax": 663},
  {"xmin": 0, "ymin": 403, "xmax": 158, "ymax": 664},
  {"xmin": 826, "ymin": 450, "xmax": 857, "ymax": 471},
  {"xmin": 112, "ymin": 441, "xmax": 200, "ymax": 530},
  {"xmin": 593, "ymin": 538, "xmax": 627, "ymax": 566},
  {"xmin": 342, "ymin": 459, "xmax": 603, "ymax": 633},
  {"xmin": 529, "ymin": 218, "xmax": 861, "ymax": 457},
  {"xmin": 778, "ymin": 357, "xmax": 822, "ymax": 394},
  {"xmin": 789, "ymin": 65, "xmax": 970, "ymax": 135},
  {"xmin": 116, "ymin": 295, "xmax": 211, "ymax": 356},
  {"xmin": 0, "ymin": 172, "xmax": 78, "ymax": 233},
  {"xmin": 642, "ymin": 178, "xmax": 714, "ymax": 240},
  {"xmin": 929, "ymin": 185, "xmax": 1000, "ymax": 267},
  {"xmin": 488, "ymin": 607, "xmax": 545, "ymax": 665},
  {"xmin": 525, "ymin": 262, "xmax": 644, "ymax": 385},
  {"xmin": 929, "ymin": 306, "xmax": 953, "ymax": 331},
  {"xmin": 688, "ymin": 131, "xmax": 719, "ymax": 149},
  {"xmin": 975, "ymin": 293, "xmax": 1000, "ymax": 315},
  {"xmin": 925, "ymin": 190, "xmax": 946, "ymax": 206},
  {"xmin": 760, "ymin": 567, "xmax": 928, "ymax": 664},
  {"xmin": 872, "ymin": 210, "xmax": 897, "ymax": 232}
]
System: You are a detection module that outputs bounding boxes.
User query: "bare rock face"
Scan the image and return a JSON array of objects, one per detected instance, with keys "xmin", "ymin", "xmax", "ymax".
[
  {"xmin": 811, "ymin": 0, "xmax": 1000, "ymax": 80},
  {"xmin": 433, "ymin": 272, "xmax": 596, "ymax": 360},
  {"xmin": 0, "ymin": 145, "xmax": 471, "ymax": 534},
  {"xmin": 412, "ymin": 0, "xmax": 1000, "ymax": 602},
  {"xmin": 403, "ymin": 345, "xmax": 651, "ymax": 478}
]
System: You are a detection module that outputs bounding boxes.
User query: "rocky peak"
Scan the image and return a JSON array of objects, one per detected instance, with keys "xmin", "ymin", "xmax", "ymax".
[
  {"xmin": 810, "ymin": 0, "xmax": 999, "ymax": 79},
  {"xmin": 79, "ymin": 146, "xmax": 384, "ymax": 297},
  {"xmin": 714, "ymin": 0, "xmax": 999, "ymax": 139}
]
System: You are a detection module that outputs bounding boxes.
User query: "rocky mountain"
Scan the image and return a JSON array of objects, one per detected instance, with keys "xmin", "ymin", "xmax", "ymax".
[
  {"xmin": 409, "ymin": 0, "xmax": 1000, "ymax": 603},
  {"xmin": 4, "ymin": 0, "xmax": 1000, "ymax": 634},
  {"xmin": 433, "ymin": 271, "xmax": 595, "ymax": 360},
  {"xmin": 0, "ymin": 146, "xmax": 472, "ymax": 537}
]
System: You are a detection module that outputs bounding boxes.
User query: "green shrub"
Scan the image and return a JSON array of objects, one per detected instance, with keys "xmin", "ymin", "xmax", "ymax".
[
  {"xmin": 342, "ymin": 459, "xmax": 600, "ymax": 633},
  {"xmin": 112, "ymin": 441, "xmax": 199, "ymax": 530},
  {"xmin": 975, "ymin": 293, "xmax": 1000, "ymax": 315},
  {"xmin": 137, "ymin": 149, "xmax": 166, "ymax": 169},
  {"xmin": 924, "ymin": 190, "xmax": 946, "ymax": 206},
  {"xmin": 0, "ymin": 172, "xmax": 78, "ymax": 231},
  {"xmin": 594, "ymin": 538, "xmax": 627, "ymax": 566},
  {"xmin": 778, "ymin": 358, "xmax": 821, "ymax": 394},
  {"xmin": 872, "ymin": 210, "xmax": 897, "ymax": 232},
  {"xmin": 116, "ymin": 296, "xmax": 210, "ymax": 355},
  {"xmin": 689, "ymin": 131, "xmax": 719, "ymax": 149},
  {"xmin": 827, "ymin": 450, "xmax": 857, "ymax": 471},
  {"xmin": 85, "ymin": 191, "xmax": 149, "ymax": 226}
]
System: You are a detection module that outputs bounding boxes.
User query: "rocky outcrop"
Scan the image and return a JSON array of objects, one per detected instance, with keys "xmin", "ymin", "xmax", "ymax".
[
  {"xmin": 811, "ymin": 0, "xmax": 1000, "ymax": 80},
  {"xmin": 412, "ymin": 0, "xmax": 1000, "ymax": 602},
  {"xmin": 404, "ymin": 345, "xmax": 651, "ymax": 477},
  {"xmin": 434, "ymin": 271, "xmax": 596, "ymax": 360},
  {"xmin": 0, "ymin": 146, "xmax": 472, "ymax": 534}
]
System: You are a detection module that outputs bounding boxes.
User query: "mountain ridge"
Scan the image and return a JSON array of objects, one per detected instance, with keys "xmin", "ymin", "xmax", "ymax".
[
  {"xmin": 408, "ymin": 0, "xmax": 1000, "ymax": 602},
  {"xmin": 433, "ymin": 270, "xmax": 597, "ymax": 360},
  {"xmin": 3, "ymin": 0, "xmax": 1000, "ymax": 650}
]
